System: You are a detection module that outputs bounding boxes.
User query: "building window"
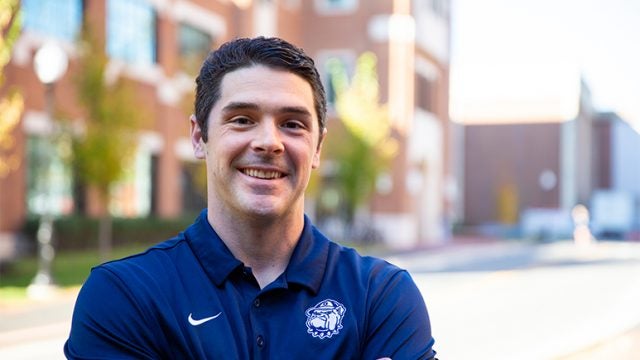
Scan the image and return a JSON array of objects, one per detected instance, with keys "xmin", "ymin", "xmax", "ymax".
[
  {"xmin": 314, "ymin": 0, "xmax": 358, "ymax": 14},
  {"xmin": 324, "ymin": 58, "xmax": 345, "ymax": 107},
  {"xmin": 110, "ymin": 147, "xmax": 153, "ymax": 217},
  {"xmin": 178, "ymin": 23, "xmax": 212, "ymax": 76},
  {"xmin": 106, "ymin": 0, "xmax": 157, "ymax": 66},
  {"xmin": 22, "ymin": 0, "xmax": 83, "ymax": 42},
  {"xmin": 326, "ymin": 0, "xmax": 353, "ymax": 6},
  {"xmin": 324, "ymin": 57, "xmax": 349, "ymax": 106},
  {"xmin": 26, "ymin": 136, "xmax": 74, "ymax": 216},
  {"xmin": 416, "ymin": 74, "xmax": 435, "ymax": 112},
  {"xmin": 431, "ymin": 0, "xmax": 450, "ymax": 18},
  {"xmin": 317, "ymin": 51, "xmax": 356, "ymax": 108},
  {"xmin": 181, "ymin": 162, "xmax": 207, "ymax": 215}
]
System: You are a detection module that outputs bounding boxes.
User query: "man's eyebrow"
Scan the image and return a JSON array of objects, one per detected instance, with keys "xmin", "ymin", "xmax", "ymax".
[
  {"xmin": 279, "ymin": 106, "xmax": 312, "ymax": 117},
  {"xmin": 221, "ymin": 101, "xmax": 260, "ymax": 113},
  {"xmin": 222, "ymin": 102, "xmax": 312, "ymax": 117}
]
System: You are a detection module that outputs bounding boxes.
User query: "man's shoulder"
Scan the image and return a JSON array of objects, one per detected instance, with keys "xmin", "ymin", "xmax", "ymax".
[
  {"xmin": 96, "ymin": 234, "xmax": 190, "ymax": 280},
  {"xmin": 324, "ymin": 238, "xmax": 406, "ymax": 281}
]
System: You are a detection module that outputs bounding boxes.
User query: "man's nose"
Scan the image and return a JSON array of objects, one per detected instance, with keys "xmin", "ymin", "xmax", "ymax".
[{"xmin": 251, "ymin": 120, "xmax": 284, "ymax": 154}]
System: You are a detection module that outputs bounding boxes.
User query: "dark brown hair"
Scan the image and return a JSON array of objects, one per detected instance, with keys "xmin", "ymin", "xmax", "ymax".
[{"xmin": 195, "ymin": 37, "xmax": 327, "ymax": 142}]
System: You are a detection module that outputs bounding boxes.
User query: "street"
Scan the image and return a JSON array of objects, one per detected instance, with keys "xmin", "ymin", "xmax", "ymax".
[
  {"xmin": 1, "ymin": 240, "xmax": 640, "ymax": 359},
  {"xmin": 0, "ymin": 288, "xmax": 75, "ymax": 360},
  {"xmin": 387, "ymin": 240, "xmax": 640, "ymax": 359}
]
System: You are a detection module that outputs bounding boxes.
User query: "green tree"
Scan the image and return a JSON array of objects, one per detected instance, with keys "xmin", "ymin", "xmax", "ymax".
[
  {"xmin": 0, "ymin": 0, "xmax": 23, "ymax": 179},
  {"xmin": 326, "ymin": 52, "xmax": 397, "ymax": 235},
  {"xmin": 72, "ymin": 27, "xmax": 148, "ymax": 260}
]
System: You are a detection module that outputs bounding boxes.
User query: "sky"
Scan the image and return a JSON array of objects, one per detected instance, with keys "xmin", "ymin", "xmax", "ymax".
[{"xmin": 450, "ymin": 0, "xmax": 640, "ymax": 128}]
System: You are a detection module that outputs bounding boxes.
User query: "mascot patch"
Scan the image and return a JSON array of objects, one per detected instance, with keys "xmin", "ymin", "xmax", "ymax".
[{"xmin": 305, "ymin": 299, "xmax": 346, "ymax": 339}]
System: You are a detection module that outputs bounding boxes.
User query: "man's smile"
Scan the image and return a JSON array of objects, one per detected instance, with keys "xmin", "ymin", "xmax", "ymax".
[{"xmin": 240, "ymin": 167, "xmax": 286, "ymax": 180}]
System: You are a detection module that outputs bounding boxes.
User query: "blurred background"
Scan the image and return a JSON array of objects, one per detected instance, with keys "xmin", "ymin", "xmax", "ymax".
[{"xmin": 1, "ymin": 0, "xmax": 639, "ymax": 359}]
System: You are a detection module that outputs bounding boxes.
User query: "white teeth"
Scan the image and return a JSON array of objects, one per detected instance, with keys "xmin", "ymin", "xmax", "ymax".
[{"xmin": 243, "ymin": 169, "xmax": 283, "ymax": 179}]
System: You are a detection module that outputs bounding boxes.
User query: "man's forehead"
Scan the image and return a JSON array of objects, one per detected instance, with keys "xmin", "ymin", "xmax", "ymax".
[
  {"xmin": 220, "ymin": 64, "xmax": 311, "ymax": 90},
  {"xmin": 216, "ymin": 65, "xmax": 316, "ymax": 114}
]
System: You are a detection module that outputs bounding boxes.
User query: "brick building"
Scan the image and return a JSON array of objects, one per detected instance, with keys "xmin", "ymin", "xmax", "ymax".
[
  {"xmin": 461, "ymin": 71, "xmax": 640, "ymax": 239},
  {"xmin": 0, "ymin": 0, "xmax": 452, "ymax": 250}
]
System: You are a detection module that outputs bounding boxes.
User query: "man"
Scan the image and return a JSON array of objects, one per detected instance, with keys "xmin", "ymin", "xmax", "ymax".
[{"xmin": 65, "ymin": 37, "xmax": 436, "ymax": 359}]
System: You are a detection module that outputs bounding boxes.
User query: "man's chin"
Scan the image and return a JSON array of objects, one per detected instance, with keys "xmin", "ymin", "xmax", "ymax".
[
  {"xmin": 242, "ymin": 201, "xmax": 303, "ymax": 223},
  {"xmin": 234, "ymin": 192, "xmax": 303, "ymax": 220},
  {"xmin": 240, "ymin": 200, "xmax": 285, "ymax": 219}
]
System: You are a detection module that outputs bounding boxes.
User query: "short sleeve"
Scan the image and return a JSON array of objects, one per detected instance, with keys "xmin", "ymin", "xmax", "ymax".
[
  {"xmin": 64, "ymin": 266, "xmax": 160, "ymax": 359},
  {"xmin": 362, "ymin": 270, "xmax": 437, "ymax": 360}
]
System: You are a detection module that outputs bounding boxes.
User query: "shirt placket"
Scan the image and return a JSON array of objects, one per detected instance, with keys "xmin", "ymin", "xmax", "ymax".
[
  {"xmin": 248, "ymin": 276, "xmax": 290, "ymax": 359},
  {"xmin": 250, "ymin": 294, "xmax": 267, "ymax": 358}
]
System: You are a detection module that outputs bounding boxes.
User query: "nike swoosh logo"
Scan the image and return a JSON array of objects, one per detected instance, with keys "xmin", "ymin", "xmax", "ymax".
[{"xmin": 188, "ymin": 312, "xmax": 222, "ymax": 326}]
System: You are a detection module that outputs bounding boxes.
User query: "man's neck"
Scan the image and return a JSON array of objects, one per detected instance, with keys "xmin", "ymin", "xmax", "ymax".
[{"xmin": 206, "ymin": 208, "xmax": 304, "ymax": 289}]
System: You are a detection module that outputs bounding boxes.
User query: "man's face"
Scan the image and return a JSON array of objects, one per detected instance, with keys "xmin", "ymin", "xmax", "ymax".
[{"xmin": 191, "ymin": 65, "xmax": 325, "ymax": 221}]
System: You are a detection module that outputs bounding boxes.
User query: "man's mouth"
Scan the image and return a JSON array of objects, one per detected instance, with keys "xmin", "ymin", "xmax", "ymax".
[{"xmin": 241, "ymin": 168, "xmax": 286, "ymax": 180}]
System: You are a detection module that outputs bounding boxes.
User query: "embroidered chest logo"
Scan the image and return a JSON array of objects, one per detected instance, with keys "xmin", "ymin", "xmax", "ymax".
[{"xmin": 305, "ymin": 299, "xmax": 346, "ymax": 339}]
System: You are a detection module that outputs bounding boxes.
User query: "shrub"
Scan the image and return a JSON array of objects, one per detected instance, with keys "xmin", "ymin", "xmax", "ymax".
[{"xmin": 22, "ymin": 214, "xmax": 199, "ymax": 251}]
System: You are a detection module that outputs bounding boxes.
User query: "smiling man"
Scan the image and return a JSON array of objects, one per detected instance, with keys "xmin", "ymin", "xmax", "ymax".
[{"xmin": 65, "ymin": 37, "xmax": 436, "ymax": 359}]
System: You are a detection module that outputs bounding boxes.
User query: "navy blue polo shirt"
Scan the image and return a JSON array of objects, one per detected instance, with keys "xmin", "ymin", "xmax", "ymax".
[{"xmin": 65, "ymin": 210, "xmax": 436, "ymax": 359}]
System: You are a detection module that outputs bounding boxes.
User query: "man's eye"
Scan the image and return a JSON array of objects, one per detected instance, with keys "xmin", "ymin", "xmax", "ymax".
[
  {"xmin": 231, "ymin": 116, "xmax": 252, "ymax": 125},
  {"xmin": 283, "ymin": 121, "xmax": 304, "ymax": 129}
]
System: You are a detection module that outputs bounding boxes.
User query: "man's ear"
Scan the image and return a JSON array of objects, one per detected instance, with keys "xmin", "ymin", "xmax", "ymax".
[
  {"xmin": 312, "ymin": 127, "xmax": 328, "ymax": 169},
  {"xmin": 190, "ymin": 115, "xmax": 206, "ymax": 159}
]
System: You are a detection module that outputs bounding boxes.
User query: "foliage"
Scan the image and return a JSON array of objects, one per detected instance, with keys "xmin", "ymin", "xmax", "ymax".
[
  {"xmin": 330, "ymin": 53, "xmax": 396, "ymax": 154},
  {"xmin": 70, "ymin": 26, "xmax": 149, "ymax": 259},
  {"xmin": 21, "ymin": 214, "xmax": 196, "ymax": 251},
  {"xmin": 72, "ymin": 28, "xmax": 148, "ymax": 202},
  {"xmin": 326, "ymin": 52, "xmax": 397, "ymax": 222},
  {"xmin": 0, "ymin": 0, "xmax": 23, "ymax": 178}
]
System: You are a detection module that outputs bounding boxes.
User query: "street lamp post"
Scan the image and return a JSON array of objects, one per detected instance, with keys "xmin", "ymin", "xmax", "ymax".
[{"xmin": 28, "ymin": 42, "xmax": 68, "ymax": 298}]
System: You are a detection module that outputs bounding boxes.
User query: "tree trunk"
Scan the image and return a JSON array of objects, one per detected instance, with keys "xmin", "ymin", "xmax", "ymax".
[{"xmin": 98, "ymin": 211, "xmax": 112, "ymax": 263}]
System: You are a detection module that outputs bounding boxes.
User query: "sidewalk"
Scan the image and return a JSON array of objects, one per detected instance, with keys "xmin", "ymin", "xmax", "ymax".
[
  {"xmin": 383, "ymin": 237, "xmax": 640, "ymax": 273},
  {"xmin": 558, "ymin": 324, "xmax": 640, "ymax": 360},
  {"xmin": 0, "ymin": 286, "xmax": 78, "ymax": 353}
]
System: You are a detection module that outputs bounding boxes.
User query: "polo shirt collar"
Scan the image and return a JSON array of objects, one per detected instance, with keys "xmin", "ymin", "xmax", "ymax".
[
  {"xmin": 282, "ymin": 216, "xmax": 329, "ymax": 295},
  {"xmin": 185, "ymin": 210, "xmax": 243, "ymax": 287},
  {"xmin": 185, "ymin": 210, "xmax": 329, "ymax": 293}
]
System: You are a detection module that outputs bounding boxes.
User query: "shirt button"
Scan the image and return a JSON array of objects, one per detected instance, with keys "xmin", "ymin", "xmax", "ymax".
[
  {"xmin": 256, "ymin": 335, "xmax": 265, "ymax": 348},
  {"xmin": 253, "ymin": 298, "xmax": 261, "ymax": 308}
]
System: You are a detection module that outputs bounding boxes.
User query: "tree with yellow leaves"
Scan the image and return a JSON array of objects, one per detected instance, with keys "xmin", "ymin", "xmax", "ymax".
[
  {"xmin": 325, "ymin": 52, "xmax": 397, "ymax": 237},
  {"xmin": 0, "ymin": 0, "xmax": 23, "ymax": 178},
  {"xmin": 71, "ymin": 26, "xmax": 149, "ymax": 260}
]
